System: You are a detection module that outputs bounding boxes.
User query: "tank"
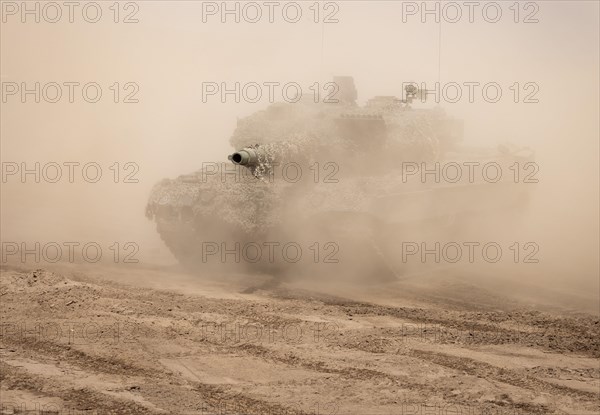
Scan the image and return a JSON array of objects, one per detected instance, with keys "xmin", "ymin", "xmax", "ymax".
[{"xmin": 146, "ymin": 77, "xmax": 534, "ymax": 279}]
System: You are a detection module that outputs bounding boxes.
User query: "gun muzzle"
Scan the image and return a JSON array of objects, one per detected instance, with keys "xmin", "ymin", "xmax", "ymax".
[{"xmin": 228, "ymin": 148, "xmax": 258, "ymax": 166}]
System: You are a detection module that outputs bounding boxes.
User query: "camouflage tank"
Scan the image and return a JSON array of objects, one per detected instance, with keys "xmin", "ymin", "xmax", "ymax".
[{"xmin": 146, "ymin": 77, "xmax": 534, "ymax": 278}]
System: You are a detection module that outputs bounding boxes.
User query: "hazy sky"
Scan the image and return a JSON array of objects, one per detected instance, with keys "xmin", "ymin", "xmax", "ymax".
[{"xmin": 1, "ymin": 1, "xmax": 598, "ymax": 284}]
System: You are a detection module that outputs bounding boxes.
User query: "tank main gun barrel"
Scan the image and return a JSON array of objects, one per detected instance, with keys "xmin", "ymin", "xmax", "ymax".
[
  {"xmin": 227, "ymin": 141, "xmax": 307, "ymax": 179},
  {"xmin": 228, "ymin": 148, "xmax": 262, "ymax": 166},
  {"xmin": 228, "ymin": 139, "xmax": 313, "ymax": 179},
  {"xmin": 228, "ymin": 145, "xmax": 278, "ymax": 179},
  {"xmin": 228, "ymin": 143, "xmax": 282, "ymax": 168}
]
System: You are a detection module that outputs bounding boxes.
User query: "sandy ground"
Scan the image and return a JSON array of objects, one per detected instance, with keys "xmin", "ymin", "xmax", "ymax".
[{"xmin": 0, "ymin": 261, "xmax": 598, "ymax": 415}]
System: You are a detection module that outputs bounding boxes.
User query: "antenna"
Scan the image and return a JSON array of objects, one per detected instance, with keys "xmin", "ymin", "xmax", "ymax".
[
  {"xmin": 321, "ymin": 18, "xmax": 325, "ymax": 79},
  {"xmin": 438, "ymin": 18, "xmax": 442, "ymax": 85}
]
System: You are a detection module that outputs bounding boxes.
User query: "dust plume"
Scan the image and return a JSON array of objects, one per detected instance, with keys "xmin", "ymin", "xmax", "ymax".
[{"xmin": 1, "ymin": 1, "xmax": 598, "ymax": 312}]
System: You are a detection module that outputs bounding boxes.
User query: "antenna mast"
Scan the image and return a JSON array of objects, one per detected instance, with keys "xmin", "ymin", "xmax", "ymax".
[{"xmin": 438, "ymin": 18, "xmax": 442, "ymax": 85}]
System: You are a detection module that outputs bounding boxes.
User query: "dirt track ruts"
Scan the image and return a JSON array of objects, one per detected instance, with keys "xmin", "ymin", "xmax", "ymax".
[{"xmin": 1, "ymin": 264, "xmax": 599, "ymax": 414}]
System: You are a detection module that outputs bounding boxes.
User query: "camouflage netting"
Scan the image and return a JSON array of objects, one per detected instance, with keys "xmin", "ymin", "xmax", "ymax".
[
  {"xmin": 147, "ymin": 91, "xmax": 472, "ymax": 260},
  {"xmin": 385, "ymin": 110, "xmax": 443, "ymax": 162},
  {"xmin": 235, "ymin": 133, "xmax": 319, "ymax": 181},
  {"xmin": 230, "ymin": 101, "xmax": 445, "ymax": 165},
  {"xmin": 147, "ymin": 175, "xmax": 287, "ymax": 233},
  {"xmin": 230, "ymin": 102, "xmax": 344, "ymax": 149}
]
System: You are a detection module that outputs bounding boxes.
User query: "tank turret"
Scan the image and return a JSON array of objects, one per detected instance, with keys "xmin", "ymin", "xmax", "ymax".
[{"xmin": 146, "ymin": 77, "xmax": 534, "ymax": 277}]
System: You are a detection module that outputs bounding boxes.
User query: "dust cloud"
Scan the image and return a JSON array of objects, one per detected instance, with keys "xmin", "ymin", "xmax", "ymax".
[{"xmin": 1, "ymin": 1, "xmax": 598, "ymax": 311}]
